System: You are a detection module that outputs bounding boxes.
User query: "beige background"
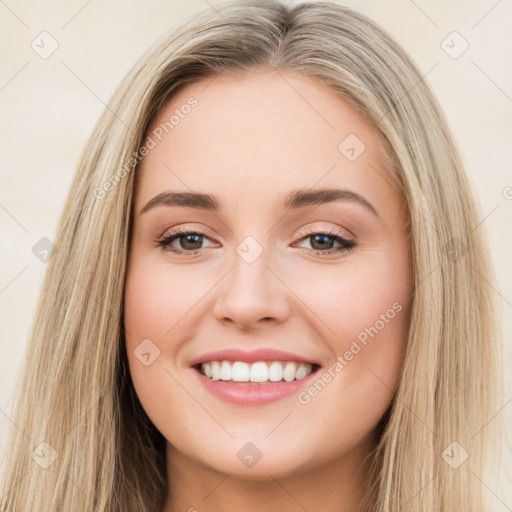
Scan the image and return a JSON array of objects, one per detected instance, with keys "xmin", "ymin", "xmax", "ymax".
[{"xmin": 1, "ymin": 0, "xmax": 510, "ymax": 508}]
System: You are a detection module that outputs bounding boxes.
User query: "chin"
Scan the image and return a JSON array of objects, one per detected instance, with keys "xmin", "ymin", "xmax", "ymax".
[{"xmin": 181, "ymin": 435, "xmax": 319, "ymax": 480}]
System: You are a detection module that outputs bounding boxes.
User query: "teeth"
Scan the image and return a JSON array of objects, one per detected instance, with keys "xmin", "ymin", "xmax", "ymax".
[
  {"xmin": 268, "ymin": 361, "xmax": 283, "ymax": 382},
  {"xmin": 199, "ymin": 360, "xmax": 314, "ymax": 383},
  {"xmin": 250, "ymin": 362, "xmax": 268, "ymax": 382},
  {"xmin": 220, "ymin": 361, "xmax": 231, "ymax": 381},
  {"xmin": 211, "ymin": 361, "xmax": 221, "ymax": 381},
  {"xmin": 295, "ymin": 363, "xmax": 308, "ymax": 380},
  {"xmin": 283, "ymin": 361, "xmax": 296, "ymax": 382},
  {"xmin": 232, "ymin": 361, "xmax": 250, "ymax": 382}
]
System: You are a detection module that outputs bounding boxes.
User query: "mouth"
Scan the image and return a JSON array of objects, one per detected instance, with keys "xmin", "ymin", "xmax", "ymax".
[
  {"xmin": 189, "ymin": 348, "xmax": 322, "ymax": 404},
  {"xmin": 193, "ymin": 360, "xmax": 321, "ymax": 385}
]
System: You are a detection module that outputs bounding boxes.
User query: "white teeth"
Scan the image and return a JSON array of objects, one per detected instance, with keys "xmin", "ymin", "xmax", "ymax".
[
  {"xmin": 268, "ymin": 361, "xmax": 283, "ymax": 382},
  {"xmin": 283, "ymin": 362, "xmax": 296, "ymax": 382},
  {"xmin": 232, "ymin": 361, "xmax": 250, "ymax": 382},
  {"xmin": 199, "ymin": 360, "xmax": 314, "ymax": 383},
  {"xmin": 295, "ymin": 364, "xmax": 308, "ymax": 380},
  {"xmin": 220, "ymin": 361, "xmax": 231, "ymax": 381},
  {"xmin": 211, "ymin": 361, "xmax": 221, "ymax": 381},
  {"xmin": 250, "ymin": 362, "xmax": 269, "ymax": 382}
]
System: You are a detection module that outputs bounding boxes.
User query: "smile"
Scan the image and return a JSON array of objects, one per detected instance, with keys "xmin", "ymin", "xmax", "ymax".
[
  {"xmin": 197, "ymin": 360, "xmax": 318, "ymax": 384},
  {"xmin": 192, "ymin": 361, "xmax": 321, "ymax": 405}
]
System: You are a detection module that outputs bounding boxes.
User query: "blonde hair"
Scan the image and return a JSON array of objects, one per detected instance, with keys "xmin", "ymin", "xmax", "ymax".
[{"xmin": 1, "ymin": 1, "xmax": 502, "ymax": 510}]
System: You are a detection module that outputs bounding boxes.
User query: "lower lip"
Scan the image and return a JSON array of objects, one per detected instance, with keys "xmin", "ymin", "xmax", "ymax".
[{"xmin": 192, "ymin": 367, "xmax": 320, "ymax": 405}]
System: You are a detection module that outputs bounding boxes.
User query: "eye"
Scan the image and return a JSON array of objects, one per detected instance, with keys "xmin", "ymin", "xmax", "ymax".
[
  {"xmin": 292, "ymin": 226, "xmax": 355, "ymax": 256},
  {"xmin": 155, "ymin": 227, "xmax": 217, "ymax": 255},
  {"xmin": 154, "ymin": 226, "xmax": 356, "ymax": 257}
]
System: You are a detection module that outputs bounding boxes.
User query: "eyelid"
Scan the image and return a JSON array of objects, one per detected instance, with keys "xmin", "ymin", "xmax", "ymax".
[
  {"xmin": 158, "ymin": 223, "xmax": 354, "ymax": 242},
  {"xmin": 296, "ymin": 224, "xmax": 354, "ymax": 242},
  {"xmin": 292, "ymin": 225, "xmax": 355, "ymax": 254},
  {"xmin": 155, "ymin": 223, "xmax": 356, "ymax": 256},
  {"xmin": 156, "ymin": 225, "xmax": 218, "ymax": 249},
  {"xmin": 160, "ymin": 224, "xmax": 211, "ymax": 239}
]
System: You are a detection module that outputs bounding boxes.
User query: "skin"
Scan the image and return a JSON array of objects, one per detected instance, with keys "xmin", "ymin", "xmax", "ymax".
[{"xmin": 124, "ymin": 69, "xmax": 412, "ymax": 512}]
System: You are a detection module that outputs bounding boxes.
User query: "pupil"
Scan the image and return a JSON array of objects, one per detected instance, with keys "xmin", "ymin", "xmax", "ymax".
[
  {"xmin": 182, "ymin": 234, "xmax": 202, "ymax": 250},
  {"xmin": 311, "ymin": 234, "xmax": 333, "ymax": 250},
  {"xmin": 178, "ymin": 234, "xmax": 336, "ymax": 251}
]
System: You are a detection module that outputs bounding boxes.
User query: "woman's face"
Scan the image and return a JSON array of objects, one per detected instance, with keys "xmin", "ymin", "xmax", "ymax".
[{"xmin": 124, "ymin": 70, "xmax": 412, "ymax": 479}]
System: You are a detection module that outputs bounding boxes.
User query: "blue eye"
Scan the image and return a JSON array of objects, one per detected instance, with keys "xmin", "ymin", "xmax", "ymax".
[
  {"xmin": 156, "ymin": 228, "xmax": 213, "ymax": 255},
  {"xmin": 292, "ymin": 227, "xmax": 355, "ymax": 255},
  {"xmin": 155, "ymin": 227, "xmax": 355, "ymax": 256}
]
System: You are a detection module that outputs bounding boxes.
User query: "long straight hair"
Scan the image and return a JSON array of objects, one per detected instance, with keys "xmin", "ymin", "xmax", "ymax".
[{"xmin": 1, "ymin": 1, "xmax": 502, "ymax": 510}]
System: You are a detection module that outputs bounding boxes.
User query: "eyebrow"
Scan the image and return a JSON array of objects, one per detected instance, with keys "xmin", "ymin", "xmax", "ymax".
[{"xmin": 139, "ymin": 188, "xmax": 379, "ymax": 217}]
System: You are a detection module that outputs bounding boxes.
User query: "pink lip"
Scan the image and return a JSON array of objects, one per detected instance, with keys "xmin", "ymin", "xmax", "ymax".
[
  {"xmin": 188, "ymin": 347, "xmax": 320, "ymax": 367},
  {"xmin": 192, "ymin": 367, "xmax": 320, "ymax": 405}
]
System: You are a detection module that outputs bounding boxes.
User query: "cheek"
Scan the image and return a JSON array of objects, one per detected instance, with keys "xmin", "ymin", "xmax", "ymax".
[
  {"xmin": 288, "ymin": 245, "xmax": 410, "ymax": 353},
  {"xmin": 288, "ymin": 275, "xmax": 409, "ymax": 453},
  {"xmin": 123, "ymin": 256, "xmax": 194, "ymax": 433},
  {"xmin": 329, "ymin": 264, "xmax": 410, "ymax": 360},
  {"xmin": 122, "ymin": 252, "xmax": 228, "ymax": 408},
  {"xmin": 124, "ymin": 255, "xmax": 206, "ymax": 343},
  {"xmin": 290, "ymin": 244, "xmax": 411, "ymax": 415}
]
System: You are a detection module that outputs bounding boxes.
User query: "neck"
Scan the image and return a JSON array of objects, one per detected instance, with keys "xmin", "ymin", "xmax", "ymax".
[{"xmin": 162, "ymin": 435, "xmax": 376, "ymax": 512}]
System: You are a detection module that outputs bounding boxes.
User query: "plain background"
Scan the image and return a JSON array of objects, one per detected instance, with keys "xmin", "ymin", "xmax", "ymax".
[{"xmin": 1, "ymin": 0, "xmax": 510, "ymax": 508}]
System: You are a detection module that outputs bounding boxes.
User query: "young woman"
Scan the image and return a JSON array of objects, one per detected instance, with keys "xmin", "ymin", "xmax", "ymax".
[{"xmin": 0, "ymin": 1, "xmax": 502, "ymax": 511}]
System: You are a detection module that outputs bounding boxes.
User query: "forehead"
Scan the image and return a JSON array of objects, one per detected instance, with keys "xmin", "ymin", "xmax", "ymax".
[{"xmin": 135, "ymin": 70, "xmax": 395, "ymax": 212}]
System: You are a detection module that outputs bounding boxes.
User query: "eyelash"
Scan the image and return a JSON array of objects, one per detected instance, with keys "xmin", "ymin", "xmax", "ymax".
[{"xmin": 155, "ymin": 226, "xmax": 355, "ymax": 257}]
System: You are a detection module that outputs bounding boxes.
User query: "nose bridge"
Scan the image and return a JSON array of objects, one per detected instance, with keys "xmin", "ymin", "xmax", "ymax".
[
  {"xmin": 232, "ymin": 237, "xmax": 272, "ymax": 296},
  {"xmin": 212, "ymin": 234, "xmax": 290, "ymax": 328}
]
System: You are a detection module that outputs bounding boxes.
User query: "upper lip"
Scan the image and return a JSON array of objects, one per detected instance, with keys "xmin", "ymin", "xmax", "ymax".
[{"xmin": 189, "ymin": 348, "xmax": 321, "ymax": 367}]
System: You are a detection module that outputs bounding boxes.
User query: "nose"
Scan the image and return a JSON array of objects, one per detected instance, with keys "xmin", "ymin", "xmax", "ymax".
[{"xmin": 212, "ymin": 248, "xmax": 291, "ymax": 331}]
